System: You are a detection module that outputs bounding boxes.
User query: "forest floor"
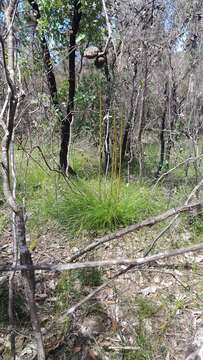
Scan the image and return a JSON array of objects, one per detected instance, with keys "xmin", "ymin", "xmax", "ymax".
[
  {"xmin": 1, "ymin": 215, "xmax": 203, "ymax": 359},
  {"xmin": 1, "ymin": 142, "xmax": 203, "ymax": 359}
]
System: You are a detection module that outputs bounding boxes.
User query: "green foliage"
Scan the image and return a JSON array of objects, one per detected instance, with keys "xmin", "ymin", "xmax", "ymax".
[
  {"xmin": 69, "ymin": 147, "xmax": 100, "ymax": 178},
  {"xmin": 123, "ymin": 331, "xmax": 152, "ymax": 360},
  {"xmin": 16, "ymin": 147, "xmax": 166, "ymax": 238},
  {"xmin": 16, "ymin": 147, "xmax": 100, "ymax": 233},
  {"xmin": 122, "ymin": 296, "xmax": 162, "ymax": 359},
  {"xmin": 77, "ymin": 268, "xmax": 103, "ymax": 287},
  {"xmin": 74, "ymin": 71, "xmax": 105, "ymax": 139},
  {"xmin": 144, "ymin": 143, "xmax": 159, "ymax": 176},
  {"xmin": 36, "ymin": 0, "xmax": 105, "ymax": 56},
  {"xmin": 55, "ymin": 271, "xmax": 77, "ymax": 311},
  {"xmin": 16, "ymin": 154, "xmax": 58, "ymax": 233},
  {"xmin": 49, "ymin": 178, "xmax": 166, "ymax": 236},
  {"xmin": 79, "ymin": 0, "xmax": 105, "ymax": 45},
  {"xmin": 135, "ymin": 296, "xmax": 161, "ymax": 320},
  {"xmin": 58, "ymin": 79, "xmax": 69, "ymax": 102},
  {"xmin": 37, "ymin": 0, "xmax": 70, "ymax": 45},
  {"xmin": 189, "ymin": 214, "xmax": 203, "ymax": 238},
  {"xmin": 55, "ymin": 268, "xmax": 102, "ymax": 313},
  {"xmin": 0, "ymin": 211, "xmax": 8, "ymax": 234}
]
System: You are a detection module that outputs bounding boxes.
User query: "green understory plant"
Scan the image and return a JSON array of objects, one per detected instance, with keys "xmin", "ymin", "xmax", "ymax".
[{"xmin": 49, "ymin": 178, "xmax": 166, "ymax": 236}]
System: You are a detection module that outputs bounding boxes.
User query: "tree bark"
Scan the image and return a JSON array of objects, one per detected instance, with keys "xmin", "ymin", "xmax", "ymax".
[
  {"xmin": 59, "ymin": 0, "xmax": 81, "ymax": 172},
  {"xmin": 1, "ymin": 2, "xmax": 45, "ymax": 358},
  {"xmin": 165, "ymin": 57, "xmax": 178, "ymax": 168},
  {"xmin": 17, "ymin": 208, "xmax": 45, "ymax": 359},
  {"xmin": 156, "ymin": 82, "xmax": 168, "ymax": 177},
  {"xmin": 27, "ymin": 0, "xmax": 60, "ymax": 110},
  {"xmin": 121, "ymin": 62, "xmax": 137, "ymax": 163},
  {"xmin": 28, "ymin": 0, "xmax": 79, "ymax": 175},
  {"xmin": 137, "ymin": 47, "xmax": 148, "ymax": 177},
  {"xmin": 103, "ymin": 58, "xmax": 111, "ymax": 175}
]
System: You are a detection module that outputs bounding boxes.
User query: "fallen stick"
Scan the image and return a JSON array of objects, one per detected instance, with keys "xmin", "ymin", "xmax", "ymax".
[
  {"xmin": 68, "ymin": 201, "xmax": 202, "ymax": 262},
  {"xmin": 1, "ymin": 241, "xmax": 203, "ymax": 273}
]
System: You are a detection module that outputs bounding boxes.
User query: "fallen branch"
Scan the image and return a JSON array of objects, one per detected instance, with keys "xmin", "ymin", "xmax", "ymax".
[
  {"xmin": 1, "ymin": 241, "xmax": 203, "ymax": 273},
  {"xmin": 144, "ymin": 178, "xmax": 203, "ymax": 256},
  {"xmin": 65, "ymin": 241, "xmax": 203, "ymax": 315},
  {"xmin": 68, "ymin": 201, "xmax": 202, "ymax": 262}
]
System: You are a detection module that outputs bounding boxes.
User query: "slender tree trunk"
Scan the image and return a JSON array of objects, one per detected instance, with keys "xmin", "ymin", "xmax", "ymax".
[
  {"xmin": 59, "ymin": 0, "xmax": 81, "ymax": 172},
  {"xmin": 137, "ymin": 52, "xmax": 148, "ymax": 177},
  {"xmin": 121, "ymin": 62, "xmax": 137, "ymax": 163},
  {"xmin": 165, "ymin": 57, "xmax": 178, "ymax": 168},
  {"xmin": 28, "ymin": 0, "xmax": 80, "ymax": 174},
  {"xmin": 1, "ymin": 2, "xmax": 45, "ymax": 358},
  {"xmin": 5, "ymin": 7, "xmax": 18, "ymax": 358},
  {"xmin": 103, "ymin": 58, "xmax": 111, "ymax": 175},
  {"xmin": 156, "ymin": 82, "xmax": 168, "ymax": 177},
  {"xmin": 27, "ymin": 0, "xmax": 58, "ymax": 106},
  {"xmin": 16, "ymin": 209, "xmax": 45, "ymax": 359}
]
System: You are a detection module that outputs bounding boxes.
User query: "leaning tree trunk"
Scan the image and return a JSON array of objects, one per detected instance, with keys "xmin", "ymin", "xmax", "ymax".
[
  {"xmin": 59, "ymin": 0, "xmax": 81, "ymax": 173},
  {"xmin": 0, "ymin": 2, "xmax": 45, "ymax": 358}
]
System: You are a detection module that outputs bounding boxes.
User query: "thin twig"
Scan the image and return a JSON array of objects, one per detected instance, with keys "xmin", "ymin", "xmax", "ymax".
[
  {"xmin": 154, "ymin": 154, "xmax": 203, "ymax": 188},
  {"xmin": 141, "ymin": 177, "xmax": 203, "ymax": 257}
]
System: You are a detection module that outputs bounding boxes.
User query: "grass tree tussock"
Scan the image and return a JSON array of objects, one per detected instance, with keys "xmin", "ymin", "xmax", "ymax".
[
  {"xmin": 15, "ymin": 151, "xmax": 167, "ymax": 237},
  {"xmin": 49, "ymin": 179, "xmax": 167, "ymax": 236}
]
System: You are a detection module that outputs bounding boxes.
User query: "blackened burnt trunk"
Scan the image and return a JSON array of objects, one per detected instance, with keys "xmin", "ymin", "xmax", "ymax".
[
  {"xmin": 28, "ymin": 0, "xmax": 59, "ymax": 108},
  {"xmin": 59, "ymin": 0, "xmax": 81, "ymax": 173},
  {"xmin": 28, "ymin": 0, "xmax": 76, "ymax": 175}
]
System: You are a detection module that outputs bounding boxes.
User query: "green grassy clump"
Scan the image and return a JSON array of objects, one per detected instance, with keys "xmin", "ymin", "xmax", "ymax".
[
  {"xmin": 135, "ymin": 296, "xmax": 162, "ymax": 320},
  {"xmin": 49, "ymin": 178, "xmax": 166, "ymax": 236},
  {"xmin": 55, "ymin": 269, "xmax": 102, "ymax": 313},
  {"xmin": 16, "ymin": 159, "xmax": 57, "ymax": 233},
  {"xmin": 77, "ymin": 268, "xmax": 103, "ymax": 287},
  {"xmin": 123, "ymin": 331, "xmax": 152, "ymax": 360},
  {"xmin": 15, "ymin": 147, "xmax": 166, "ymax": 237},
  {"xmin": 55, "ymin": 272, "xmax": 75, "ymax": 312}
]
